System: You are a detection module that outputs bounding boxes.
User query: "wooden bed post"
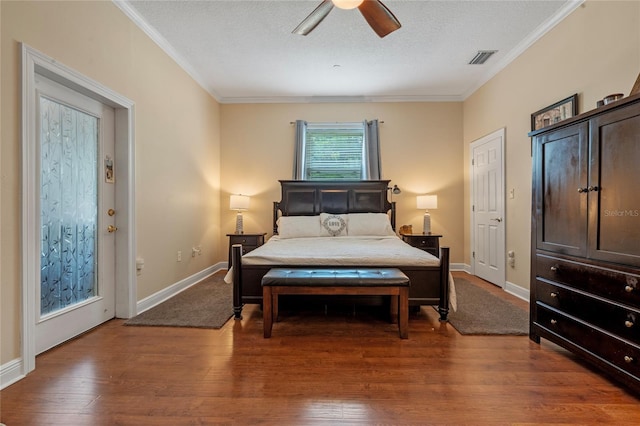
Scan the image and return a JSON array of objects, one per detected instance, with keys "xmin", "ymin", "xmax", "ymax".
[
  {"xmin": 272, "ymin": 201, "xmax": 280, "ymax": 235},
  {"xmin": 390, "ymin": 201, "xmax": 396, "ymax": 231},
  {"xmin": 232, "ymin": 244, "xmax": 243, "ymax": 319},
  {"xmin": 438, "ymin": 247, "xmax": 450, "ymax": 322}
]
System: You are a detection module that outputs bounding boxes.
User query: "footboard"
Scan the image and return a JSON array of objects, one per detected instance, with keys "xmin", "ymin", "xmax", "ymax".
[{"xmin": 232, "ymin": 244, "xmax": 451, "ymax": 321}]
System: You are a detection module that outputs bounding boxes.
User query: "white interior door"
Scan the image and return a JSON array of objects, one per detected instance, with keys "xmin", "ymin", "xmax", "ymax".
[
  {"xmin": 35, "ymin": 74, "xmax": 116, "ymax": 354},
  {"xmin": 471, "ymin": 129, "xmax": 505, "ymax": 287}
]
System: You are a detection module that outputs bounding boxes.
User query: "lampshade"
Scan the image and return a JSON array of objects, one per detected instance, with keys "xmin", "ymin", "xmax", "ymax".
[
  {"xmin": 332, "ymin": 0, "xmax": 363, "ymax": 10},
  {"xmin": 230, "ymin": 194, "xmax": 250, "ymax": 211},
  {"xmin": 417, "ymin": 195, "xmax": 438, "ymax": 210}
]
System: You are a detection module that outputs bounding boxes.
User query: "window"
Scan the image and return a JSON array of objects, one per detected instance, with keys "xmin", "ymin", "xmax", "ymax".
[
  {"xmin": 304, "ymin": 122, "xmax": 364, "ymax": 180},
  {"xmin": 294, "ymin": 120, "xmax": 381, "ymax": 180}
]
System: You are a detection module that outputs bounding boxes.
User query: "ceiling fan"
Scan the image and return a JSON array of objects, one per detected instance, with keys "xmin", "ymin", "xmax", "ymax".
[{"xmin": 293, "ymin": 0, "xmax": 401, "ymax": 38}]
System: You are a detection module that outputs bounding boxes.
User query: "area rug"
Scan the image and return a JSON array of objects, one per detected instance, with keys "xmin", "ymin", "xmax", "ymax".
[
  {"xmin": 125, "ymin": 273, "xmax": 233, "ymax": 329},
  {"xmin": 446, "ymin": 277, "xmax": 529, "ymax": 335}
]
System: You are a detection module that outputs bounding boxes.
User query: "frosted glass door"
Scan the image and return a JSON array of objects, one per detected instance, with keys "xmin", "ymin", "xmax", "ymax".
[
  {"xmin": 35, "ymin": 74, "xmax": 115, "ymax": 354},
  {"xmin": 40, "ymin": 97, "xmax": 98, "ymax": 316}
]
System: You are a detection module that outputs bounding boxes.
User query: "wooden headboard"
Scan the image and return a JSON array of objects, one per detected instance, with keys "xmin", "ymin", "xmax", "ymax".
[{"xmin": 273, "ymin": 180, "xmax": 396, "ymax": 234}]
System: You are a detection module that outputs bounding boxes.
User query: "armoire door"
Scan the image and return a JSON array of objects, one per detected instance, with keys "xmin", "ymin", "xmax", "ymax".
[
  {"xmin": 534, "ymin": 121, "xmax": 589, "ymax": 257},
  {"xmin": 588, "ymin": 104, "xmax": 640, "ymax": 267}
]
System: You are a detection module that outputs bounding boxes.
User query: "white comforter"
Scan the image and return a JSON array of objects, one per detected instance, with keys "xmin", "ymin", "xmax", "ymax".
[
  {"xmin": 224, "ymin": 235, "xmax": 456, "ymax": 310},
  {"xmin": 240, "ymin": 235, "xmax": 440, "ymax": 266}
]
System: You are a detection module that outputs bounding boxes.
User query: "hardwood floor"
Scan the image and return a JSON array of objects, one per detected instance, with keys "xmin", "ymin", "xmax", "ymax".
[{"xmin": 2, "ymin": 272, "xmax": 639, "ymax": 425}]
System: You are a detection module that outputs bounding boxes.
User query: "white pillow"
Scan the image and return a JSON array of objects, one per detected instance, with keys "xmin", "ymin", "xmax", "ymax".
[
  {"xmin": 319, "ymin": 213, "xmax": 348, "ymax": 237},
  {"xmin": 276, "ymin": 216, "xmax": 321, "ymax": 239},
  {"xmin": 347, "ymin": 213, "xmax": 396, "ymax": 236}
]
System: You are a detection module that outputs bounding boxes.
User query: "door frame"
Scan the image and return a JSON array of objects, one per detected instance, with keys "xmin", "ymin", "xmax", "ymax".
[
  {"xmin": 21, "ymin": 44, "xmax": 136, "ymax": 374},
  {"xmin": 469, "ymin": 128, "xmax": 506, "ymax": 286}
]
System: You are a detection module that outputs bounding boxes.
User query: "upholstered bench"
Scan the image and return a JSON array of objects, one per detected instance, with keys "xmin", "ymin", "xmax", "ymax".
[{"xmin": 261, "ymin": 268, "xmax": 410, "ymax": 339}]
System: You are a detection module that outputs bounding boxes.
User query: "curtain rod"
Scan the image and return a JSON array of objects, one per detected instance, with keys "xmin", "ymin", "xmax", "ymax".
[{"xmin": 289, "ymin": 121, "xmax": 384, "ymax": 125}]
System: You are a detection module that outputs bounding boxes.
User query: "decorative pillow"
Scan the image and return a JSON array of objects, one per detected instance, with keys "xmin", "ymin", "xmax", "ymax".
[
  {"xmin": 347, "ymin": 213, "xmax": 396, "ymax": 236},
  {"xmin": 319, "ymin": 213, "xmax": 348, "ymax": 237},
  {"xmin": 276, "ymin": 215, "xmax": 321, "ymax": 239}
]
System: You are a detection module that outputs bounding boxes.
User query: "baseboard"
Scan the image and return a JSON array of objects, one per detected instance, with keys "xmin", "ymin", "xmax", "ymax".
[
  {"xmin": 450, "ymin": 262, "xmax": 469, "ymax": 273},
  {"xmin": 134, "ymin": 262, "xmax": 227, "ymax": 316},
  {"xmin": 505, "ymin": 280, "xmax": 530, "ymax": 302},
  {"xmin": 1, "ymin": 358, "xmax": 24, "ymax": 390}
]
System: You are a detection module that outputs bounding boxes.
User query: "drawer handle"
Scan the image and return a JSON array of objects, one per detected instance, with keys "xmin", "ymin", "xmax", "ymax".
[
  {"xmin": 550, "ymin": 266, "xmax": 558, "ymax": 272},
  {"xmin": 624, "ymin": 356, "xmax": 634, "ymax": 364},
  {"xmin": 625, "ymin": 285, "xmax": 634, "ymax": 293},
  {"xmin": 550, "ymin": 292, "xmax": 558, "ymax": 298},
  {"xmin": 625, "ymin": 320, "xmax": 635, "ymax": 328},
  {"xmin": 550, "ymin": 319, "xmax": 557, "ymax": 325}
]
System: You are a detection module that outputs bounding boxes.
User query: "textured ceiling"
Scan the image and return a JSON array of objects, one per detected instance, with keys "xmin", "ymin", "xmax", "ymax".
[{"xmin": 116, "ymin": 0, "xmax": 581, "ymax": 103}]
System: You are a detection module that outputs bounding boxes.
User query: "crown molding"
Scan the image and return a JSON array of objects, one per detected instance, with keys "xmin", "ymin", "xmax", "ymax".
[{"xmin": 219, "ymin": 94, "xmax": 464, "ymax": 104}]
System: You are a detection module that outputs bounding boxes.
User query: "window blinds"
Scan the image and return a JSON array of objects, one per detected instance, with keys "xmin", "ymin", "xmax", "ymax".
[{"xmin": 303, "ymin": 122, "xmax": 364, "ymax": 180}]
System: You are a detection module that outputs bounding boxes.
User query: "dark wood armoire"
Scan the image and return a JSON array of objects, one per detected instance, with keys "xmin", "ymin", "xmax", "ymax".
[{"xmin": 530, "ymin": 92, "xmax": 640, "ymax": 394}]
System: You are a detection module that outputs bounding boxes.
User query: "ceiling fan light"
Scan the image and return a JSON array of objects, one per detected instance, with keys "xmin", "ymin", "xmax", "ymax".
[{"xmin": 332, "ymin": 0, "xmax": 364, "ymax": 10}]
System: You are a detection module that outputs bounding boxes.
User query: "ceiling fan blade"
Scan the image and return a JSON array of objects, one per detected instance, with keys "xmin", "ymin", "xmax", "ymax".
[
  {"xmin": 292, "ymin": 0, "xmax": 335, "ymax": 36},
  {"xmin": 358, "ymin": 0, "xmax": 401, "ymax": 38}
]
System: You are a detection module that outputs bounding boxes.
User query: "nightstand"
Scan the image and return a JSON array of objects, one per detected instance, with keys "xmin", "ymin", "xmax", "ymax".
[
  {"xmin": 401, "ymin": 233, "xmax": 442, "ymax": 257},
  {"xmin": 227, "ymin": 233, "xmax": 266, "ymax": 266}
]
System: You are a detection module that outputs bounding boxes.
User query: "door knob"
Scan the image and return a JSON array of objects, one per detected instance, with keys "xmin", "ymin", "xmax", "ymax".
[
  {"xmin": 490, "ymin": 217, "xmax": 502, "ymax": 222},
  {"xmin": 107, "ymin": 225, "xmax": 118, "ymax": 233},
  {"xmin": 107, "ymin": 208, "xmax": 116, "ymax": 216}
]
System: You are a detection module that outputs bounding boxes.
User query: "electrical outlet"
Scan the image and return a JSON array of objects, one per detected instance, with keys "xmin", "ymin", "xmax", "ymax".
[
  {"xmin": 177, "ymin": 251, "xmax": 182, "ymax": 262},
  {"xmin": 509, "ymin": 188, "xmax": 515, "ymax": 199}
]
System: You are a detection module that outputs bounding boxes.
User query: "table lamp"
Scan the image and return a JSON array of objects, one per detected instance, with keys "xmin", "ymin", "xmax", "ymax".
[
  {"xmin": 230, "ymin": 194, "xmax": 250, "ymax": 234},
  {"xmin": 417, "ymin": 194, "xmax": 437, "ymax": 234}
]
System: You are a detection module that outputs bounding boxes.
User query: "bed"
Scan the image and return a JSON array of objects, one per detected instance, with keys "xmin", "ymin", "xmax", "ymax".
[{"xmin": 228, "ymin": 180, "xmax": 452, "ymax": 321}]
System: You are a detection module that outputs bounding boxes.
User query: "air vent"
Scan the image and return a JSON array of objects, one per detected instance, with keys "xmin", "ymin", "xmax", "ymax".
[{"xmin": 468, "ymin": 50, "xmax": 497, "ymax": 65}]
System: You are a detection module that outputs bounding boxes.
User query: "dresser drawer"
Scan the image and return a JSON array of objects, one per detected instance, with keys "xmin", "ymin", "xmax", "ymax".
[
  {"xmin": 536, "ymin": 279, "xmax": 640, "ymax": 344},
  {"xmin": 230, "ymin": 235, "xmax": 261, "ymax": 246},
  {"xmin": 536, "ymin": 305, "xmax": 640, "ymax": 380},
  {"xmin": 536, "ymin": 254, "xmax": 640, "ymax": 308},
  {"xmin": 413, "ymin": 238, "xmax": 437, "ymax": 249}
]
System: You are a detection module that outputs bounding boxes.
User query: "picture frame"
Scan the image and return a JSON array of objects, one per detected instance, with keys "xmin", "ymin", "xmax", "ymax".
[{"xmin": 531, "ymin": 94, "xmax": 578, "ymax": 131}]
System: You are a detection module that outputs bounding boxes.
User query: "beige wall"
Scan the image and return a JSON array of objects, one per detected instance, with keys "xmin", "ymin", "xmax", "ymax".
[
  {"xmin": 1, "ymin": 2, "xmax": 221, "ymax": 364},
  {"xmin": 463, "ymin": 0, "xmax": 640, "ymax": 289},
  {"xmin": 220, "ymin": 102, "xmax": 465, "ymax": 260}
]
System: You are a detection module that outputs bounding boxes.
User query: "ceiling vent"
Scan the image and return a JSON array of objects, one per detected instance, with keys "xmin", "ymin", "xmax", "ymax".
[{"xmin": 468, "ymin": 50, "xmax": 497, "ymax": 65}]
